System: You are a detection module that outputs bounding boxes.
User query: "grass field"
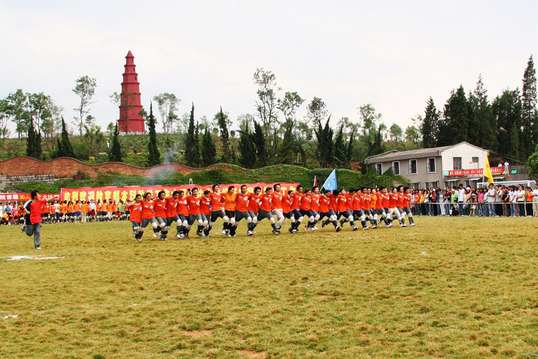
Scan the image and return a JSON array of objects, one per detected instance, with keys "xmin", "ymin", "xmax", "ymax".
[{"xmin": 1, "ymin": 217, "xmax": 537, "ymax": 358}]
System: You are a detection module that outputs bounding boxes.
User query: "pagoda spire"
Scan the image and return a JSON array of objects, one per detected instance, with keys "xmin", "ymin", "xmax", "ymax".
[{"xmin": 118, "ymin": 50, "xmax": 145, "ymax": 133}]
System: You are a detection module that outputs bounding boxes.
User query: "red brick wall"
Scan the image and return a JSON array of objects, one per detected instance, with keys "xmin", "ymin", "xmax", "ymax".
[{"xmin": 0, "ymin": 157, "xmax": 223, "ymax": 179}]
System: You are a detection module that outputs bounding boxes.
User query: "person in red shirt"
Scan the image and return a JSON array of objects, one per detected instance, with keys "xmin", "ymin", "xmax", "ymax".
[
  {"xmin": 126, "ymin": 194, "xmax": 143, "ymax": 241},
  {"xmin": 176, "ymin": 190, "xmax": 189, "ymax": 239},
  {"xmin": 186, "ymin": 188, "xmax": 203, "ymax": 238},
  {"xmin": 371, "ymin": 188, "xmax": 388, "ymax": 228},
  {"xmin": 245, "ymin": 186, "xmax": 262, "ymax": 236},
  {"xmin": 271, "ymin": 184, "xmax": 285, "ymax": 234},
  {"xmin": 41, "ymin": 201, "xmax": 51, "ymax": 224},
  {"xmin": 22, "ymin": 190, "xmax": 47, "ymax": 249},
  {"xmin": 388, "ymin": 187, "xmax": 404, "ymax": 227},
  {"xmin": 222, "ymin": 186, "xmax": 236, "ymax": 236},
  {"xmin": 257, "ymin": 187, "xmax": 277, "ymax": 234},
  {"xmin": 289, "ymin": 185, "xmax": 304, "ymax": 233},
  {"xmin": 300, "ymin": 188, "xmax": 316, "ymax": 231},
  {"xmin": 337, "ymin": 189, "xmax": 358, "ymax": 230},
  {"xmin": 161, "ymin": 190, "xmax": 180, "ymax": 240},
  {"xmin": 200, "ymin": 190, "xmax": 212, "ymax": 238},
  {"xmin": 231, "ymin": 185, "xmax": 251, "ymax": 237},
  {"xmin": 319, "ymin": 189, "xmax": 340, "ymax": 231},
  {"xmin": 209, "ymin": 184, "xmax": 226, "ymax": 236},
  {"xmin": 308, "ymin": 186, "xmax": 321, "ymax": 230},
  {"xmin": 153, "ymin": 191, "xmax": 168, "ymax": 238},
  {"xmin": 400, "ymin": 186, "xmax": 416, "ymax": 226},
  {"xmin": 139, "ymin": 192, "xmax": 158, "ymax": 239},
  {"xmin": 282, "ymin": 190, "xmax": 293, "ymax": 225}
]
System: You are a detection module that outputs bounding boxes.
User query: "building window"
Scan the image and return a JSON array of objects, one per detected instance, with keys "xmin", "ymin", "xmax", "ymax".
[
  {"xmin": 427, "ymin": 158, "xmax": 436, "ymax": 173},
  {"xmin": 411, "ymin": 182, "xmax": 420, "ymax": 190},
  {"xmin": 392, "ymin": 161, "xmax": 400, "ymax": 175},
  {"xmin": 453, "ymin": 157, "xmax": 462, "ymax": 170},
  {"xmin": 375, "ymin": 163, "xmax": 383, "ymax": 176},
  {"xmin": 472, "ymin": 157, "xmax": 479, "ymax": 169},
  {"xmin": 409, "ymin": 159, "xmax": 417, "ymax": 174}
]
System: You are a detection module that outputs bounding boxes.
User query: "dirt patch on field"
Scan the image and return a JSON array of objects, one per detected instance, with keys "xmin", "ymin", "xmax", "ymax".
[
  {"xmin": 182, "ymin": 329, "xmax": 213, "ymax": 338},
  {"xmin": 238, "ymin": 349, "xmax": 267, "ymax": 358}
]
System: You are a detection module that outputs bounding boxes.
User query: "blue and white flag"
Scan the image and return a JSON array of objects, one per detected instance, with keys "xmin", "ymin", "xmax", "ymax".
[{"xmin": 322, "ymin": 170, "xmax": 337, "ymax": 191}]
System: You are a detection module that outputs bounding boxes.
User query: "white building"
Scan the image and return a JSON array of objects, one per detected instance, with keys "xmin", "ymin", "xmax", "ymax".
[{"xmin": 364, "ymin": 142, "xmax": 506, "ymax": 189}]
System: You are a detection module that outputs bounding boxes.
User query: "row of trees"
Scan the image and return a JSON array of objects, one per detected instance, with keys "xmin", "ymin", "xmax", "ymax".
[
  {"xmin": 1, "ymin": 56, "xmax": 537, "ymax": 172},
  {"xmin": 421, "ymin": 56, "xmax": 537, "ymax": 162}
]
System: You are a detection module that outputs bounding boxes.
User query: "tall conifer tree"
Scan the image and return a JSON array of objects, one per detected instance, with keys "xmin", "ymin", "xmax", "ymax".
[
  {"xmin": 421, "ymin": 98, "xmax": 440, "ymax": 148},
  {"xmin": 216, "ymin": 107, "xmax": 230, "ymax": 163},
  {"xmin": 521, "ymin": 55, "xmax": 537, "ymax": 157},
  {"xmin": 147, "ymin": 103, "xmax": 161, "ymax": 166},
  {"xmin": 201, "ymin": 128, "xmax": 216, "ymax": 166},
  {"xmin": 108, "ymin": 122, "xmax": 122, "ymax": 162}
]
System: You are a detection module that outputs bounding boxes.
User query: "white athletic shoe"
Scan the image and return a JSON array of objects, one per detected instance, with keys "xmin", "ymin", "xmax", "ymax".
[
  {"xmin": 311, "ymin": 226, "xmax": 319, "ymax": 231},
  {"xmin": 387, "ymin": 223, "xmax": 393, "ymax": 228},
  {"xmin": 222, "ymin": 229, "xmax": 227, "ymax": 235},
  {"xmin": 362, "ymin": 226, "xmax": 369, "ymax": 230},
  {"xmin": 410, "ymin": 223, "xmax": 416, "ymax": 227},
  {"xmin": 35, "ymin": 246, "xmax": 41, "ymax": 250},
  {"xmin": 153, "ymin": 233, "xmax": 158, "ymax": 238}
]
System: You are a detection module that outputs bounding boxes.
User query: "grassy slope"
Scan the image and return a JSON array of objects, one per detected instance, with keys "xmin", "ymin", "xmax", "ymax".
[{"xmin": 0, "ymin": 217, "xmax": 536, "ymax": 358}]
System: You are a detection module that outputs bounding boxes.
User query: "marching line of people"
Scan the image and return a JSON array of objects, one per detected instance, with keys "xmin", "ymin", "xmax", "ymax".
[{"xmin": 124, "ymin": 184, "xmax": 416, "ymax": 242}]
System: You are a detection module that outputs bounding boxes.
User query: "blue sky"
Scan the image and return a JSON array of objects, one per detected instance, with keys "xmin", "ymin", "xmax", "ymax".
[{"xmin": 1, "ymin": 0, "xmax": 536, "ymax": 134}]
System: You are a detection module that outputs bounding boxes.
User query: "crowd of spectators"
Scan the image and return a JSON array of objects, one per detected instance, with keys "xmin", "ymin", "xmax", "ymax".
[{"xmin": 411, "ymin": 183, "xmax": 538, "ymax": 217}]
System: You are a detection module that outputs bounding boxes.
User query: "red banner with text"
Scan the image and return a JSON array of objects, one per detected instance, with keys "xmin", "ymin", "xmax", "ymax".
[
  {"xmin": 448, "ymin": 167, "xmax": 504, "ymax": 177},
  {"xmin": 0, "ymin": 193, "xmax": 60, "ymax": 202},
  {"xmin": 60, "ymin": 183, "xmax": 300, "ymax": 203}
]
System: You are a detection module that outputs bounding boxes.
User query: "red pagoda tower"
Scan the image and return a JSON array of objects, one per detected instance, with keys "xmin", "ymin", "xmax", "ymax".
[{"xmin": 118, "ymin": 51, "xmax": 145, "ymax": 133}]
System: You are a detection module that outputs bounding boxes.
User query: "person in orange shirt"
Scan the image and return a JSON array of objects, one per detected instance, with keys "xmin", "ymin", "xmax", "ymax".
[
  {"xmin": 81, "ymin": 201, "xmax": 89, "ymax": 223},
  {"xmin": 308, "ymin": 186, "xmax": 322, "ymax": 231},
  {"xmin": 41, "ymin": 201, "xmax": 51, "ymax": 224},
  {"xmin": 126, "ymin": 194, "xmax": 143, "ymax": 241},
  {"xmin": 176, "ymin": 190, "xmax": 189, "ymax": 239},
  {"xmin": 282, "ymin": 190, "xmax": 293, "ymax": 225},
  {"xmin": 222, "ymin": 186, "xmax": 236, "ymax": 236},
  {"xmin": 67, "ymin": 201, "xmax": 75, "ymax": 223},
  {"xmin": 59, "ymin": 201, "xmax": 68, "ymax": 223},
  {"xmin": 371, "ymin": 188, "xmax": 388, "ymax": 228},
  {"xmin": 73, "ymin": 200, "xmax": 81, "ymax": 223},
  {"xmin": 96, "ymin": 200, "xmax": 103, "ymax": 222}
]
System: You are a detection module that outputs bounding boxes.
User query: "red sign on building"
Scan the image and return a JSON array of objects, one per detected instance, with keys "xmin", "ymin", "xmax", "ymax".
[{"xmin": 448, "ymin": 167, "xmax": 504, "ymax": 177}]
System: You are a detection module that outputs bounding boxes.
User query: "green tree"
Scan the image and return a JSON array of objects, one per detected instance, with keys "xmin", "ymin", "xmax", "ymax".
[
  {"xmin": 5, "ymin": 89, "xmax": 30, "ymax": 138},
  {"xmin": 314, "ymin": 118, "xmax": 334, "ymax": 168},
  {"xmin": 254, "ymin": 68, "xmax": 280, "ymax": 142},
  {"xmin": 307, "ymin": 97, "xmax": 329, "ymax": 128},
  {"xmin": 253, "ymin": 121, "xmax": 267, "ymax": 167},
  {"xmin": 201, "ymin": 128, "xmax": 216, "ymax": 166},
  {"xmin": 528, "ymin": 144, "xmax": 538, "ymax": 178},
  {"xmin": 493, "ymin": 89, "xmax": 522, "ymax": 160},
  {"xmin": 438, "ymin": 86, "xmax": 469, "ymax": 146},
  {"xmin": 73, "ymin": 75, "xmax": 97, "ymax": 136},
  {"xmin": 108, "ymin": 123, "xmax": 122, "ymax": 162},
  {"xmin": 521, "ymin": 55, "xmax": 537, "ymax": 157},
  {"xmin": 333, "ymin": 125, "xmax": 347, "ymax": 167},
  {"xmin": 26, "ymin": 120, "xmax": 42, "ymax": 159},
  {"xmin": 276, "ymin": 120, "xmax": 295, "ymax": 164},
  {"xmin": 147, "ymin": 103, "xmax": 161, "ymax": 166},
  {"xmin": 421, "ymin": 98, "xmax": 440, "ymax": 148},
  {"xmin": 405, "ymin": 125, "xmax": 421, "ymax": 146},
  {"xmin": 239, "ymin": 127, "xmax": 256, "ymax": 168},
  {"xmin": 215, "ymin": 107, "xmax": 230, "ymax": 163},
  {"xmin": 185, "ymin": 103, "xmax": 200, "ymax": 167},
  {"xmin": 389, "ymin": 123, "xmax": 403, "ymax": 143},
  {"xmin": 153, "ymin": 92, "xmax": 180, "ymax": 134},
  {"xmin": 54, "ymin": 117, "xmax": 75, "ymax": 158},
  {"xmin": 468, "ymin": 75, "xmax": 497, "ymax": 150}
]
